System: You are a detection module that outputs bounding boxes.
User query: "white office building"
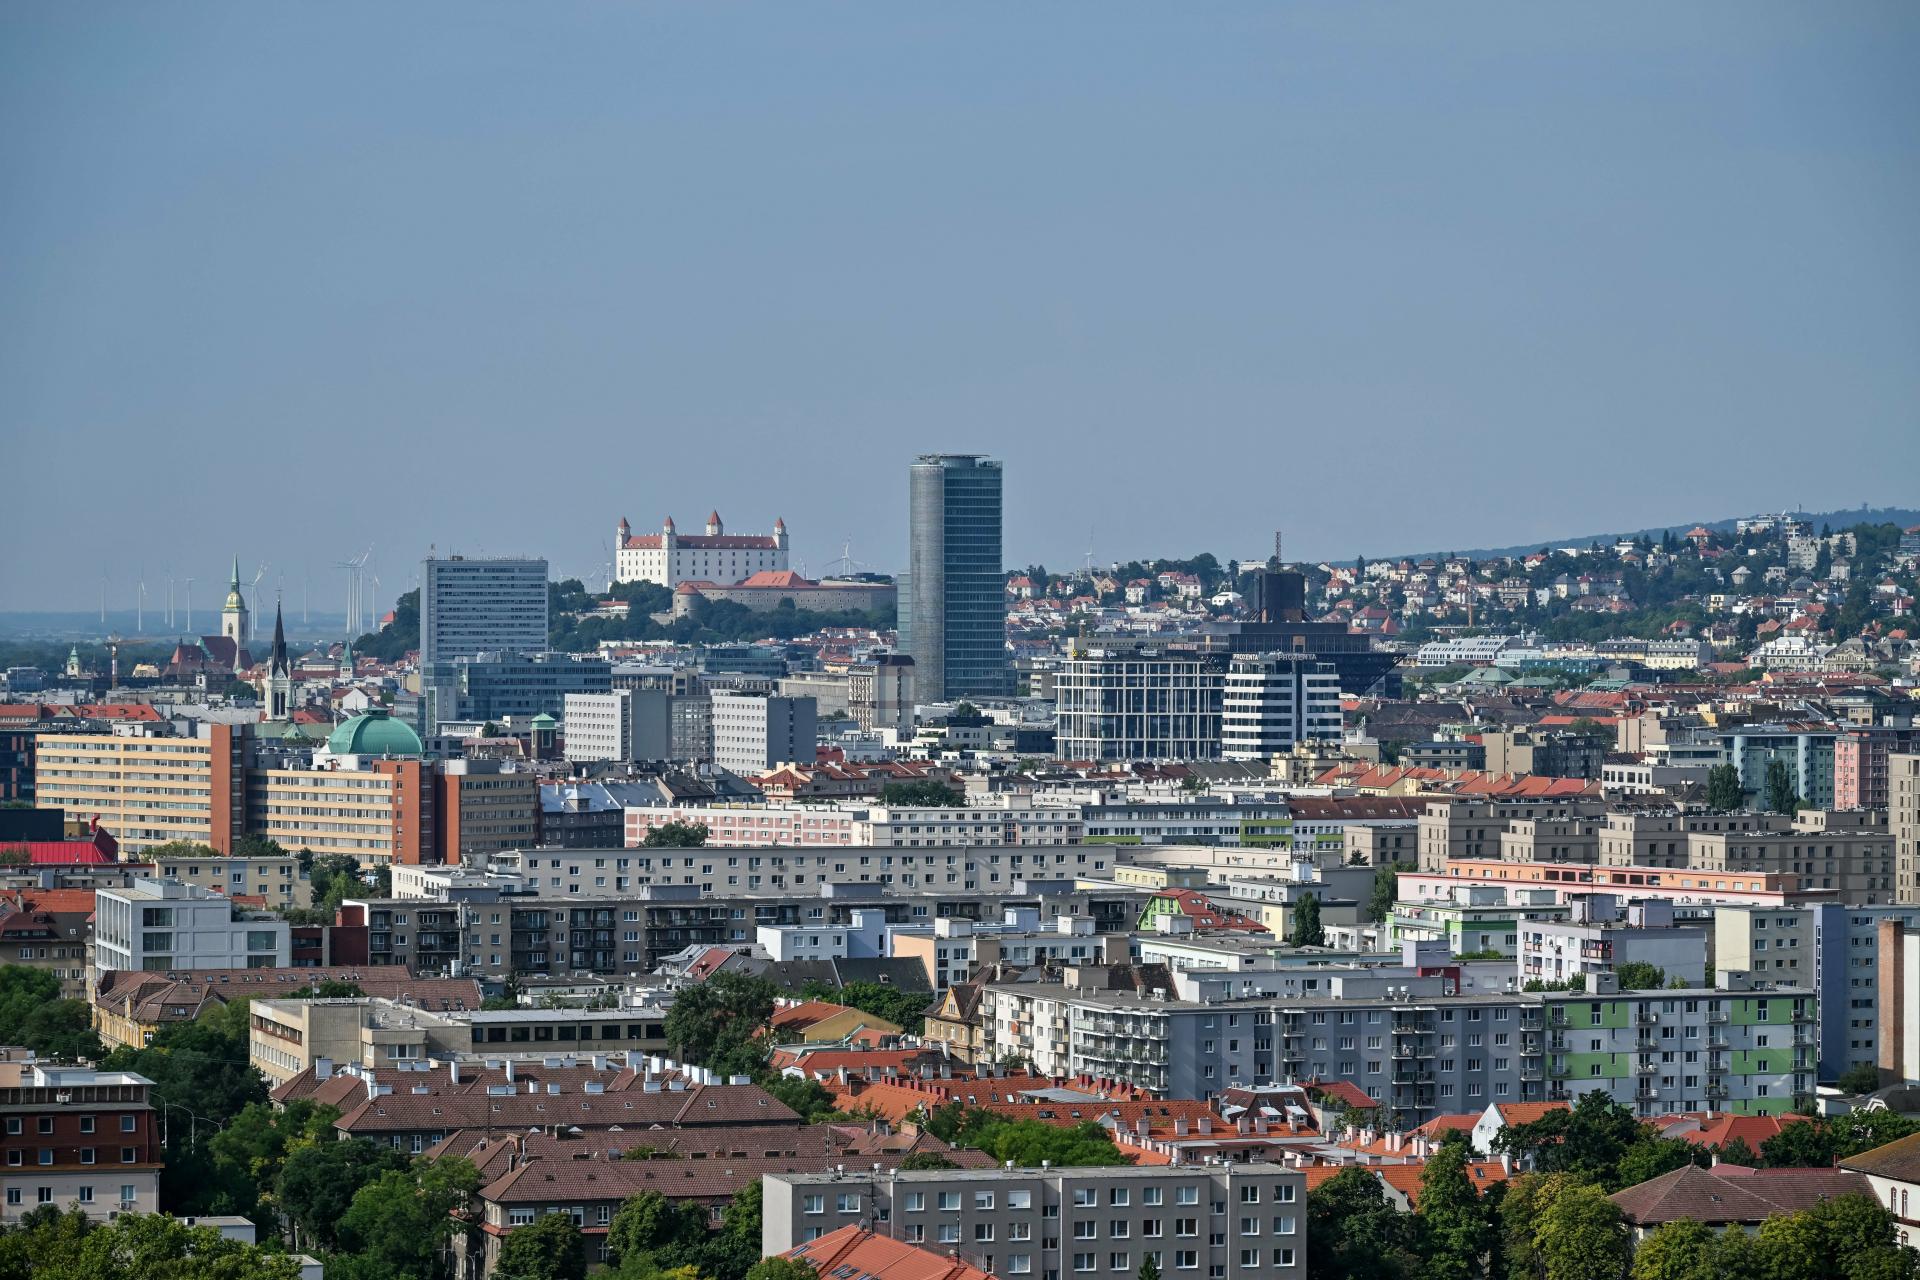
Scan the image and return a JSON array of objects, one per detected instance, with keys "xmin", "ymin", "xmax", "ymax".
[
  {"xmin": 1221, "ymin": 654, "xmax": 1342, "ymax": 760},
  {"xmin": 93, "ymin": 878, "xmax": 290, "ymax": 978},
  {"xmin": 564, "ymin": 690, "xmax": 671, "ymax": 763},
  {"xmin": 420, "ymin": 557, "xmax": 549, "ymax": 664},
  {"xmin": 711, "ymin": 692, "xmax": 817, "ymax": 776}
]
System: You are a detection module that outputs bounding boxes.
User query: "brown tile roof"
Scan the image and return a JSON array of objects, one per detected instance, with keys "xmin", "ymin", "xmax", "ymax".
[
  {"xmin": 1842, "ymin": 1131, "xmax": 1920, "ymax": 1182},
  {"xmin": 96, "ymin": 968, "xmax": 477, "ymax": 1028},
  {"xmin": 335, "ymin": 1082, "xmax": 800, "ymax": 1137},
  {"xmin": 1609, "ymin": 1164, "xmax": 1868, "ymax": 1227}
]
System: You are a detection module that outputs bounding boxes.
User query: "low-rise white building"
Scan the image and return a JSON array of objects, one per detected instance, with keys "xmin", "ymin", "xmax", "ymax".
[{"xmin": 92, "ymin": 878, "xmax": 289, "ymax": 979}]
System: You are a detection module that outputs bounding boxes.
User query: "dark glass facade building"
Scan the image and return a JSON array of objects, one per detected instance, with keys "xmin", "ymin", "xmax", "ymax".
[{"xmin": 902, "ymin": 454, "xmax": 1011, "ymax": 700}]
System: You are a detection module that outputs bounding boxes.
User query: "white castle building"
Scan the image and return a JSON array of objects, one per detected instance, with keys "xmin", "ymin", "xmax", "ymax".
[{"xmin": 614, "ymin": 511, "xmax": 788, "ymax": 588}]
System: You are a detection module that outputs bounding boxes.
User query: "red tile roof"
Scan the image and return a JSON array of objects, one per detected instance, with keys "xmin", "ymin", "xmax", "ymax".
[{"xmin": 787, "ymin": 1226, "xmax": 996, "ymax": 1280}]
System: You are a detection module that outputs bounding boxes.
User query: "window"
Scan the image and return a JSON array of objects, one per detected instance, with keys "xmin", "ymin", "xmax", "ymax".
[
  {"xmin": 1074, "ymin": 1255, "xmax": 1096, "ymax": 1273},
  {"xmin": 121, "ymin": 1148, "xmax": 136, "ymax": 1164},
  {"xmin": 1239, "ymin": 1250, "xmax": 1261, "ymax": 1269},
  {"xmin": 1009, "ymin": 1257, "xmax": 1032, "ymax": 1275},
  {"xmin": 1009, "ymin": 1190, "xmax": 1033, "ymax": 1210},
  {"xmin": 1240, "ymin": 1218, "xmax": 1260, "ymax": 1236},
  {"xmin": 79, "ymin": 1116, "xmax": 95, "ymax": 1134},
  {"xmin": 939, "ymin": 1225, "xmax": 961, "ymax": 1245},
  {"xmin": 1074, "ymin": 1189, "xmax": 1098, "ymax": 1207},
  {"xmin": 1240, "ymin": 1186, "xmax": 1261, "ymax": 1203},
  {"xmin": 1143, "ymin": 1187, "xmax": 1164, "ymax": 1206},
  {"xmin": 803, "ymin": 1195, "xmax": 824, "ymax": 1215},
  {"xmin": 122, "ymin": 1115, "xmax": 137, "ymax": 1133},
  {"xmin": 1177, "ymin": 1186, "xmax": 1200, "ymax": 1205},
  {"xmin": 1272, "ymin": 1217, "xmax": 1296, "ymax": 1235},
  {"xmin": 976, "ymin": 1192, "xmax": 996, "ymax": 1209},
  {"xmin": 509, "ymin": 1209, "xmax": 536, "ymax": 1226},
  {"xmin": 1074, "ymin": 1223, "xmax": 1097, "ymax": 1240},
  {"xmin": 37, "ymin": 1118, "xmax": 52, "ymax": 1135},
  {"xmin": 836, "ymin": 1194, "xmax": 860, "ymax": 1214},
  {"xmin": 975, "ymin": 1224, "xmax": 996, "ymax": 1242},
  {"xmin": 1110, "ymin": 1254, "xmax": 1131, "ymax": 1271},
  {"xmin": 905, "ymin": 1192, "xmax": 926, "ymax": 1212},
  {"xmin": 1110, "ymin": 1188, "xmax": 1130, "ymax": 1206},
  {"xmin": 1277, "ymin": 1185, "xmax": 1296, "ymax": 1204},
  {"xmin": 1175, "ymin": 1252, "xmax": 1199, "ymax": 1270}
]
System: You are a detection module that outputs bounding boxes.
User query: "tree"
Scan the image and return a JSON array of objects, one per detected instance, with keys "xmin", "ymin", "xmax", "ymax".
[
  {"xmin": 205, "ymin": 1098, "xmax": 339, "ymax": 1224},
  {"xmin": 0, "ymin": 1207, "xmax": 304, "ymax": 1279},
  {"xmin": 745, "ymin": 1261, "xmax": 817, "ymax": 1280},
  {"xmin": 663, "ymin": 971, "xmax": 776, "ymax": 1077},
  {"xmin": 1838, "ymin": 1062, "xmax": 1884, "ymax": 1095},
  {"xmin": 275, "ymin": 1138, "xmax": 411, "ymax": 1253},
  {"xmin": 1630, "ymin": 1218, "xmax": 1717, "ymax": 1280},
  {"xmin": 836, "ymin": 979, "xmax": 931, "ymax": 1032},
  {"xmin": 1416, "ymin": 1135, "xmax": 1493, "ymax": 1280},
  {"xmin": 232, "ymin": 834, "xmax": 290, "ymax": 858},
  {"xmin": 1532, "ymin": 1182, "xmax": 1629, "ymax": 1280},
  {"xmin": 1291, "ymin": 892, "xmax": 1325, "ymax": 947},
  {"xmin": 880, "ymin": 780, "xmax": 966, "ymax": 807},
  {"xmin": 1306, "ymin": 1166, "xmax": 1413, "ymax": 1280},
  {"xmin": 1764, "ymin": 759, "xmax": 1800, "ymax": 815},
  {"xmin": 495, "ymin": 1212, "xmax": 589, "ymax": 1280},
  {"xmin": 1615, "ymin": 1135, "xmax": 1701, "ymax": 1187},
  {"xmin": 701, "ymin": 1178, "xmax": 766, "ymax": 1280},
  {"xmin": 1369, "ymin": 864, "xmax": 1401, "ymax": 923},
  {"xmin": 1492, "ymin": 1091, "xmax": 1642, "ymax": 1189},
  {"xmin": 336, "ymin": 1157, "xmax": 480, "ymax": 1279},
  {"xmin": 1706, "ymin": 764, "xmax": 1743, "ymax": 813},
  {"xmin": 1136, "ymin": 1257, "xmax": 1161, "ymax": 1280},
  {"xmin": 760, "ymin": 1075, "xmax": 837, "ymax": 1122},
  {"xmin": 643, "ymin": 821, "xmax": 710, "ymax": 848},
  {"xmin": 1498, "ymin": 1172, "xmax": 1582, "ymax": 1280},
  {"xmin": 1613, "ymin": 961, "xmax": 1666, "ymax": 991},
  {"xmin": 899, "ymin": 1151, "xmax": 959, "ymax": 1171},
  {"xmin": 1714, "ymin": 1136, "xmax": 1760, "ymax": 1168},
  {"xmin": 966, "ymin": 1117, "xmax": 1129, "ymax": 1167},
  {"xmin": 605, "ymin": 1190, "xmax": 711, "ymax": 1272}
]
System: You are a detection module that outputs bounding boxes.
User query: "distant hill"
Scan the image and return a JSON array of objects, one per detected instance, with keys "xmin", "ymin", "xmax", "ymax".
[{"xmin": 1381, "ymin": 505, "xmax": 1920, "ymax": 565}]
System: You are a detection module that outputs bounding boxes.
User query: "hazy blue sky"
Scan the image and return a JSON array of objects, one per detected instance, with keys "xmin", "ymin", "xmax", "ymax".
[{"xmin": 4, "ymin": 3, "xmax": 1917, "ymax": 612}]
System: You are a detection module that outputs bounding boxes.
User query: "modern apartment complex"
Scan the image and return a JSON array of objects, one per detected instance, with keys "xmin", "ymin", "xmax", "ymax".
[
  {"xmin": 763, "ymin": 1163, "xmax": 1307, "ymax": 1280},
  {"xmin": 981, "ymin": 965, "xmax": 1813, "ymax": 1119},
  {"xmin": 903, "ymin": 454, "xmax": 1010, "ymax": 701}
]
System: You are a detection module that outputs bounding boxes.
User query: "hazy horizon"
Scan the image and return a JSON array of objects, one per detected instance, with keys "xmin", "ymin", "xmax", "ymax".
[{"xmin": 5, "ymin": 4, "xmax": 1917, "ymax": 612}]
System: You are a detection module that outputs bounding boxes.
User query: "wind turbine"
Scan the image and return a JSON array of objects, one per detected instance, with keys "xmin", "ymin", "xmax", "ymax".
[
  {"xmin": 249, "ymin": 564, "xmax": 269, "ymax": 641},
  {"xmin": 167, "ymin": 572, "xmax": 176, "ymax": 629},
  {"xmin": 184, "ymin": 577, "xmax": 195, "ymax": 632},
  {"xmin": 137, "ymin": 575, "xmax": 147, "ymax": 634}
]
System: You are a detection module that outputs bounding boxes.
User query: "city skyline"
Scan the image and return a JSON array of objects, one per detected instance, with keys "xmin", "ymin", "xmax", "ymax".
[{"xmin": 5, "ymin": 5, "xmax": 1919, "ymax": 609}]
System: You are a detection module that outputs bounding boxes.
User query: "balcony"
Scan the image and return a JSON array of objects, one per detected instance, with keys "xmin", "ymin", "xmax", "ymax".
[
  {"xmin": 1634, "ymin": 1009, "xmax": 1658, "ymax": 1026},
  {"xmin": 1707, "ymin": 1011, "xmax": 1730, "ymax": 1025},
  {"xmin": 1520, "ymin": 1066, "xmax": 1544, "ymax": 1082}
]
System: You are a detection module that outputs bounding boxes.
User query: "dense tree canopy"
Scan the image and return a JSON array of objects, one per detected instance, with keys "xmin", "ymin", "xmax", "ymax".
[{"xmin": 663, "ymin": 972, "xmax": 776, "ymax": 1077}]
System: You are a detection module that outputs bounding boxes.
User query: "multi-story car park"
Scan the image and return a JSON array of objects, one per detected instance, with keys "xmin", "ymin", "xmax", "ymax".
[
  {"xmin": 763, "ymin": 1163, "xmax": 1307, "ymax": 1280},
  {"xmin": 980, "ymin": 966, "xmax": 1814, "ymax": 1121}
]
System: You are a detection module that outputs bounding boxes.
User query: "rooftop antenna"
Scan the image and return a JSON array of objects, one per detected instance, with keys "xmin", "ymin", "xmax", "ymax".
[{"xmin": 1274, "ymin": 531, "xmax": 1283, "ymax": 568}]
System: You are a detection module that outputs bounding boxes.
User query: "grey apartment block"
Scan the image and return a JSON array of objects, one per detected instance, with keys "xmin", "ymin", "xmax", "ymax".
[
  {"xmin": 905, "ymin": 455, "xmax": 1011, "ymax": 701},
  {"xmin": 764, "ymin": 1164, "xmax": 1306, "ymax": 1280}
]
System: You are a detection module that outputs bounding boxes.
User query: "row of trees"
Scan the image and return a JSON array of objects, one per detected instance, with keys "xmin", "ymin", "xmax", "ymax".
[{"xmin": 1307, "ymin": 1097, "xmax": 1920, "ymax": 1280}]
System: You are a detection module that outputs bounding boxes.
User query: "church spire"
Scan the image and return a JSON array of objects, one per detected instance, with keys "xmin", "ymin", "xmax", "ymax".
[
  {"xmin": 231, "ymin": 556, "xmax": 241, "ymax": 590},
  {"xmin": 270, "ymin": 598, "xmax": 290, "ymax": 676}
]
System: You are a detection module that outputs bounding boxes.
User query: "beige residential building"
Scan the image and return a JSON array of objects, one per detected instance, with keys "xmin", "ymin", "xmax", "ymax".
[
  {"xmin": 247, "ymin": 996, "xmax": 669, "ymax": 1085},
  {"xmin": 1894, "ymin": 754, "xmax": 1920, "ymax": 904},
  {"xmin": 32, "ymin": 726, "xmax": 244, "ymax": 855},
  {"xmin": 1712, "ymin": 904, "xmax": 1815, "ymax": 986},
  {"xmin": 145, "ymin": 852, "xmax": 310, "ymax": 910}
]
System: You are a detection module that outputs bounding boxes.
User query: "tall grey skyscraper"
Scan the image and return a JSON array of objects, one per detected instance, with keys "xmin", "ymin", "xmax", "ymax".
[
  {"xmin": 903, "ymin": 454, "xmax": 1010, "ymax": 701},
  {"xmin": 419, "ymin": 556, "xmax": 549, "ymax": 665}
]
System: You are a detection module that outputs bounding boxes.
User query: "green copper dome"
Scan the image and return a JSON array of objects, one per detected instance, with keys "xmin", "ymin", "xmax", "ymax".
[{"xmin": 326, "ymin": 709, "xmax": 423, "ymax": 757}]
